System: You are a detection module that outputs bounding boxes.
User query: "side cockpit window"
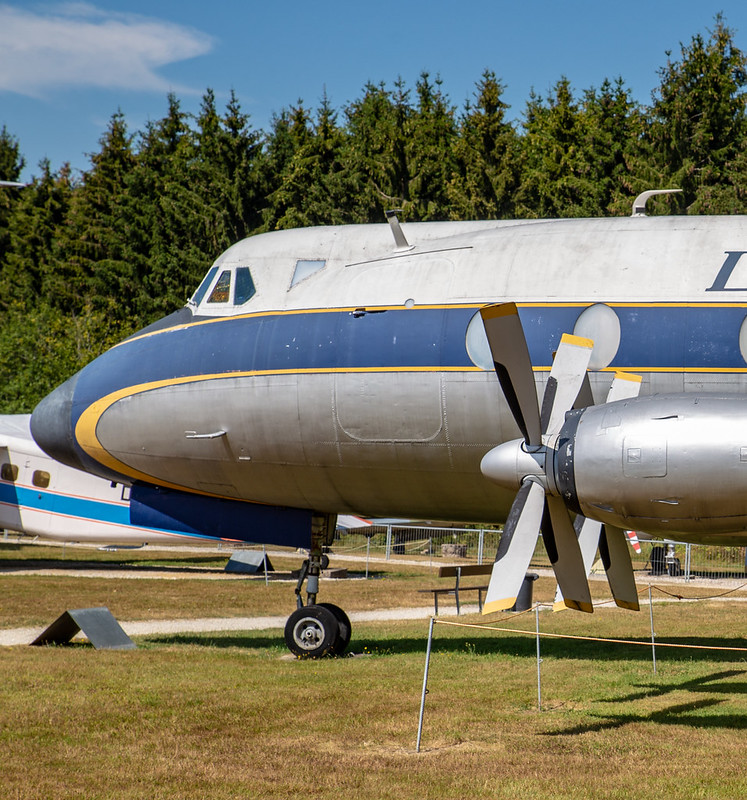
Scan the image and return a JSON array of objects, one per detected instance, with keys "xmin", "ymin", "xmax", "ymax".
[
  {"xmin": 234, "ymin": 267, "xmax": 256, "ymax": 304},
  {"xmin": 207, "ymin": 270, "xmax": 232, "ymax": 303},
  {"xmin": 191, "ymin": 266, "xmax": 218, "ymax": 306}
]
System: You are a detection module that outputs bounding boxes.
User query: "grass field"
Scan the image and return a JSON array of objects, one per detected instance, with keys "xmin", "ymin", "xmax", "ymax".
[{"xmin": 1, "ymin": 542, "xmax": 745, "ymax": 799}]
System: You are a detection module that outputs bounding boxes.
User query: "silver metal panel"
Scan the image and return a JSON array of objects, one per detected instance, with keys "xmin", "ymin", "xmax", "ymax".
[
  {"xmin": 622, "ymin": 436, "xmax": 667, "ymax": 477},
  {"xmin": 335, "ymin": 372, "xmax": 443, "ymax": 442}
]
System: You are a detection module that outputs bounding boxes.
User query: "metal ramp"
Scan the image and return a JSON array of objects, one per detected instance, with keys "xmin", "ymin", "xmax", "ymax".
[
  {"xmin": 31, "ymin": 607, "xmax": 136, "ymax": 650},
  {"xmin": 224, "ymin": 550, "xmax": 274, "ymax": 574}
]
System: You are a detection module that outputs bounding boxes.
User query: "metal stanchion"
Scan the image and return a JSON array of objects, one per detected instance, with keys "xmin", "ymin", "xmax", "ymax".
[
  {"xmin": 416, "ymin": 617, "xmax": 436, "ymax": 753},
  {"xmin": 535, "ymin": 604, "xmax": 542, "ymax": 710},
  {"xmin": 649, "ymin": 584, "xmax": 657, "ymax": 674}
]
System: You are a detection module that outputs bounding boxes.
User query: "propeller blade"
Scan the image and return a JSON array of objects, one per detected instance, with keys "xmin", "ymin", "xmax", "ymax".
[
  {"xmin": 543, "ymin": 495, "xmax": 593, "ymax": 613},
  {"xmin": 553, "ymin": 515, "xmax": 603, "ymax": 610},
  {"xmin": 599, "ymin": 525, "xmax": 640, "ymax": 610},
  {"xmin": 482, "ymin": 480, "xmax": 545, "ymax": 614},
  {"xmin": 606, "ymin": 371, "xmax": 642, "ymax": 403},
  {"xmin": 540, "ymin": 333, "xmax": 594, "ymax": 436},
  {"xmin": 480, "ymin": 303, "xmax": 541, "ymax": 446},
  {"xmin": 573, "ymin": 372, "xmax": 595, "ymax": 410}
]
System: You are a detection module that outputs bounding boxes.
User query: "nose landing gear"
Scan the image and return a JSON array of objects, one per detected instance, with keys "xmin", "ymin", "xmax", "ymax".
[{"xmin": 283, "ymin": 513, "xmax": 352, "ymax": 658}]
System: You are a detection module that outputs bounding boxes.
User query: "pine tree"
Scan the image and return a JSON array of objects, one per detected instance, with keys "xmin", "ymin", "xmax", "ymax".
[
  {"xmin": 579, "ymin": 78, "xmax": 643, "ymax": 216},
  {"xmin": 54, "ymin": 111, "xmax": 136, "ymax": 317},
  {"xmin": 515, "ymin": 79, "xmax": 594, "ymax": 217},
  {"xmin": 642, "ymin": 15, "xmax": 747, "ymax": 213},
  {"xmin": 407, "ymin": 73, "xmax": 457, "ymax": 220},
  {"xmin": 261, "ymin": 102, "xmax": 314, "ymax": 230},
  {"xmin": 0, "ymin": 126, "xmax": 26, "ymax": 268},
  {"xmin": 0, "ymin": 160, "xmax": 74, "ymax": 309},
  {"xmin": 447, "ymin": 70, "xmax": 520, "ymax": 219},
  {"xmin": 266, "ymin": 93, "xmax": 355, "ymax": 228},
  {"xmin": 343, "ymin": 79, "xmax": 413, "ymax": 221}
]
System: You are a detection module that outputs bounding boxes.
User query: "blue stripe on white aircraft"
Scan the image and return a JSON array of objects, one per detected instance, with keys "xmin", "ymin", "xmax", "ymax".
[{"xmin": 29, "ymin": 200, "xmax": 747, "ymax": 655}]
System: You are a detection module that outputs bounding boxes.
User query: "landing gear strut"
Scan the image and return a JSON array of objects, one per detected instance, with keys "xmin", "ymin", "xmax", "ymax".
[{"xmin": 283, "ymin": 513, "xmax": 351, "ymax": 658}]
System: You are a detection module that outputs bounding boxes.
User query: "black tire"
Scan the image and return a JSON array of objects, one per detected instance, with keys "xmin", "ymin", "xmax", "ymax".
[
  {"xmin": 318, "ymin": 602, "xmax": 352, "ymax": 656},
  {"xmin": 284, "ymin": 605, "xmax": 339, "ymax": 658}
]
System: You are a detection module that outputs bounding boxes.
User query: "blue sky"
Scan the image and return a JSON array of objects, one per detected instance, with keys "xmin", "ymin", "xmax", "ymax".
[{"xmin": 2, "ymin": 1, "xmax": 747, "ymax": 182}]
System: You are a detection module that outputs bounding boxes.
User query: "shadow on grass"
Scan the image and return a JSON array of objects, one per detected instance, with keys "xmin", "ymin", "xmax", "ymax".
[
  {"xmin": 546, "ymin": 697, "xmax": 745, "ymax": 735},
  {"xmin": 143, "ymin": 632, "xmax": 283, "ymax": 650},
  {"xmin": 604, "ymin": 669, "xmax": 747, "ymax": 701},
  {"xmin": 544, "ymin": 669, "xmax": 747, "ymax": 735},
  {"xmin": 139, "ymin": 629, "xmax": 747, "ymax": 664},
  {"xmin": 0, "ymin": 556, "xmax": 230, "ymax": 574}
]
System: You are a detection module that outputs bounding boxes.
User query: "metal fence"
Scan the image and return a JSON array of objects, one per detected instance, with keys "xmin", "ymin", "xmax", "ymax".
[{"xmin": 333, "ymin": 525, "xmax": 747, "ymax": 581}]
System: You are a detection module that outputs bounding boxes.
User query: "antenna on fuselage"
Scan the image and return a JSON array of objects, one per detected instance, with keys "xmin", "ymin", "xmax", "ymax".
[
  {"xmin": 631, "ymin": 188, "xmax": 682, "ymax": 217},
  {"xmin": 385, "ymin": 209, "xmax": 414, "ymax": 251}
]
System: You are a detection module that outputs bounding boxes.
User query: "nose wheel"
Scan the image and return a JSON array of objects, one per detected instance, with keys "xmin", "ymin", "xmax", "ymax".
[{"xmin": 284, "ymin": 603, "xmax": 350, "ymax": 658}]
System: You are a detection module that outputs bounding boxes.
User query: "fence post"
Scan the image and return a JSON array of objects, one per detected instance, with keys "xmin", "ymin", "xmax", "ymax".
[
  {"xmin": 535, "ymin": 604, "xmax": 542, "ymax": 711},
  {"xmin": 478, "ymin": 529, "xmax": 484, "ymax": 565},
  {"xmin": 684, "ymin": 543, "xmax": 691, "ymax": 581},
  {"xmin": 416, "ymin": 617, "xmax": 436, "ymax": 753},
  {"xmin": 385, "ymin": 524, "xmax": 392, "ymax": 561},
  {"xmin": 649, "ymin": 584, "xmax": 657, "ymax": 674}
]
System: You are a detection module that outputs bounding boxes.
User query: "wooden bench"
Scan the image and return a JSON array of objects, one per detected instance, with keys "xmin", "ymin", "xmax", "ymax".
[{"xmin": 418, "ymin": 564, "xmax": 493, "ymax": 615}]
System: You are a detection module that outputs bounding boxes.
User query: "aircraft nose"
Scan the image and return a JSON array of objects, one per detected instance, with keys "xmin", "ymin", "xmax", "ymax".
[{"xmin": 30, "ymin": 373, "xmax": 86, "ymax": 471}]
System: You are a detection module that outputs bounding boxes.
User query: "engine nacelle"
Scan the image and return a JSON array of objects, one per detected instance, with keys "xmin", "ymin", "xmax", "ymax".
[{"xmin": 555, "ymin": 394, "xmax": 747, "ymax": 543}]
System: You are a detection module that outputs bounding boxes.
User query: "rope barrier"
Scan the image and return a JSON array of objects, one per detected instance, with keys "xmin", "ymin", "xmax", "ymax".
[
  {"xmin": 647, "ymin": 581, "xmax": 747, "ymax": 601},
  {"xmin": 431, "ymin": 613, "xmax": 747, "ymax": 652}
]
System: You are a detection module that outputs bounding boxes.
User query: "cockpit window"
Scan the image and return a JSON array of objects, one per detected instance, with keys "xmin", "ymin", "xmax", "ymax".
[
  {"xmin": 234, "ymin": 267, "xmax": 256, "ymax": 305},
  {"xmin": 291, "ymin": 259, "xmax": 326, "ymax": 287},
  {"xmin": 207, "ymin": 270, "xmax": 232, "ymax": 303},
  {"xmin": 191, "ymin": 266, "xmax": 218, "ymax": 306}
]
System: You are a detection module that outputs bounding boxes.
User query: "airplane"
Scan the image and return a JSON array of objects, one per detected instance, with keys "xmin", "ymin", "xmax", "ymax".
[
  {"xmin": 0, "ymin": 413, "xmax": 260, "ymax": 547},
  {"xmin": 29, "ymin": 195, "xmax": 747, "ymax": 656}
]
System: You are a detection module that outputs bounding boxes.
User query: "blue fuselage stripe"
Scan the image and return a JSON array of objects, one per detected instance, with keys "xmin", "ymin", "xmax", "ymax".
[{"xmin": 70, "ymin": 303, "xmax": 747, "ymax": 429}]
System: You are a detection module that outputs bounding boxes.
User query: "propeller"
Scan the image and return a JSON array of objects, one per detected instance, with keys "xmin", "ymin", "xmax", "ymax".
[
  {"xmin": 552, "ymin": 371, "xmax": 642, "ymax": 612},
  {"xmin": 479, "ymin": 303, "xmax": 594, "ymax": 614}
]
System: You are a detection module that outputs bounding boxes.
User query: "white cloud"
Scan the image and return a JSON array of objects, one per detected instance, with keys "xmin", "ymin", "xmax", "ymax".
[{"xmin": 0, "ymin": 3, "xmax": 214, "ymax": 97}]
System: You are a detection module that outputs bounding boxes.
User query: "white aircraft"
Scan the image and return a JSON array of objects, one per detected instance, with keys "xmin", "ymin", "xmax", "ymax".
[{"xmin": 29, "ymin": 196, "xmax": 747, "ymax": 655}]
